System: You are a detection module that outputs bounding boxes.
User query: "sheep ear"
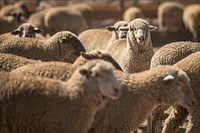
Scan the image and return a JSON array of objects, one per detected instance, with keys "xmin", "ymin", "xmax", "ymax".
[
  {"xmin": 11, "ymin": 29, "xmax": 20, "ymax": 35},
  {"xmin": 105, "ymin": 26, "xmax": 116, "ymax": 31},
  {"xmin": 81, "ymin": 52, "xmax": 92, "ymax": 59},
  {"xmin": 149, "ymin": 25, "xmax": 157, "ymax": 31},
  {"xmin": 119, "ymin": 27, "xmax": 129, "ymax": 31},
  {"xmin": 163, "ymin": 75, "xmax": 175, "ymax": 82},
  {"xmin": 79, "ymin": 68, "xmax": 92, "ymax": 78},
  {"xmin": 34, "ymin": 28, "xmax": 43, "ymax": 33}
]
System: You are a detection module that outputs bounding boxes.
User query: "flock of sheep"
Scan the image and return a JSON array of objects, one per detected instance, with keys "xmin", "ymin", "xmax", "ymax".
[{"xmin": 0, "ymin": 0, "xmax": 199, "ymax": 133}]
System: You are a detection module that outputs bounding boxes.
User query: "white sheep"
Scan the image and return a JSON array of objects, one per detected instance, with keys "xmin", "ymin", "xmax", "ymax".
[
  {"xmin": 123, "ymin": 6, "xmax": 144, "ymax": 22},
  {"xmin": 0, "ymin": 59, "xmax": 121, "ymax": 133},
  {"xmin": 10, "ymin": 22, "xmax": 43, "ymax": 38},
  {"xmin": 149, "ymin": 41, "xmax": 200, "ymax": 133},
  {"xmin": 158, "ymin": 1, "xmax": 184, "ymax": 32},
  {"xmin": 11, "ymin": 50, "xmax": 122, "ymax": 81},
  {"xmin": 87, "ymin": 65, "xmax": 195, "ymax": 133},
  {"xmin": 106, "ymin": 18, "xmax": 157, "ymax": 73},
  {"xmin": 78, "ymin": 20, "xmax": 128, "ymax": 52},
  {"xmin": 0, "ymin": 31, "xmax": 85, "ymax": 63},
  {"xmin": 162, "ymin": 51, "xmax": 200, "ymax": 133},
  {"xmin": 183, "ymin": 4, "xmax": 200, "ymax": 42},
  {"xmin": 44, "ymin": 6, "xmax": 89, "ymax": 36}
]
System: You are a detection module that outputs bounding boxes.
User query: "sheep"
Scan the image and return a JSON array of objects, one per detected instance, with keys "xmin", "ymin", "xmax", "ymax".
[
  {"xmin": 44, "ymin": 6, "xmax": 89, "ymax": 36},
  {"xmin": 0, "ymin": 59, "xmax": 121, "ymax": 133},
  {"xmin": 183, "ymin": 4, "xmax": 200, "ymax": 42},
  {"xmin": 87, "ymin": 65, "xmax": 195, "ymax": 133},
  {"xmin": 11, "ymin": 49, "xmax": 122, "ymax": 81},
  {"xmin": 0, "ymin": 1, "xmax": 29, "ymax": 19},
  {"xmin": 10, "ymin": 22, "xmax": 43, "ymax": 38},
  {"xmin": 149, "ymin": 41, "xmax": 200, "ymax": 133},
  {"xmin": 158, "ymin": 1, "xmax": 184, "ymax": 32},
  {"xmin": 0, "ymin": 53, "xmax": 40, "ymax": 72},
  {"xmin": 106, "ymin": 18, "xmax": 157, "ymax": 73},
  {"xmin": 161, "ymin": 51, "xmax": 200, "ymax": 133},
  {"xmin": 0, "ymin": 31, "xmax": 85, "ymax": 63},
  {"xmin": 78, "ymin": 20, "xmax": 128, "ymax": 52},
  {"xmin": 150, "ymin": 41, "xmax": 200, "ymax": 68},
  {"xmin": 67, "ymin": 3, "xmax": 94, "ymax": 27},
  {"xmin": 122, "ymin": 6, "xmax": 144, "ymax": 22}
]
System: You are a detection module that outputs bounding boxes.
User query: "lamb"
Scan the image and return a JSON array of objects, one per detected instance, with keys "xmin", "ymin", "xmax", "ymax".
[
  {"xmin": 0, "ymin": 53, "xmax": 40, "ymax": 72},
  {"xmin": 158, "ymin": 1, "xmax": 184, "ymax": 32},
  {"xmin": 123, "ymin": 6, "xmax": 144, "ymax": 22},
  {"xmin": 161, "ymin": 51, "xmax": 200, "ymax": 133},
  {"xmin": 87, "ymin": 65, "xmax": 195, "ymax": 133},
  {"xmin": 11, "ymin": 50, "xmax": 122, "ymax": 81},
  {"xmin": 0, "ymin": 59, "xmax": 121, "ymax": 133},
  {"xmin": 106, "ymin": 18, "xmax": 157, "ymax": 73},
  {"xmin": 10, "ymin": 22, "xmax": 43, "ymax": 38},
  {"xmin": 149, "ymin": 41, "xmax": 200, "ymax": 133},
  {"xmin": 44, "ymin": 6, "xmax": 89, "ymax": 36},
  {"xmin": 183, "ymin": 4, "xmax": 200, "ymax": 42},
  {"xmin": 0, "ymin": 31, "xmax": 85, "ymax": 63},
  {"xmin": 78, "ymin": 20, "xmax": 128, "ymax": 52}
]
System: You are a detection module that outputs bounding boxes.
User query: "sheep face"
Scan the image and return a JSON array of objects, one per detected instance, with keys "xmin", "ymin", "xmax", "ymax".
[
  {"xmin": 11, "ymin": 23, "xmax": 42, "ymax": 37},
  {"xmin": 90, "ymin": 62, "xmax": 121, "ymax": 100},
  {"xmin": 161, "ymin": 70, "xmax": 195, "ymax": 110},
  {"xmin": 54, "ymin": 31, "xmax": 85, "ymax": 62},
  {"xmin": 120, "ymin": 18, "xmax": 157, "ymax": 51},
  {"xmin": 106, "ymin": 21, "xmax": 128, "ymax": 39}
]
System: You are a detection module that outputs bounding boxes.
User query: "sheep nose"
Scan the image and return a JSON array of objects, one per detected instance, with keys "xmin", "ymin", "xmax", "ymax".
[{"xmin": 138, "ymin": 36, "xmax": 144, "ymax": 41}]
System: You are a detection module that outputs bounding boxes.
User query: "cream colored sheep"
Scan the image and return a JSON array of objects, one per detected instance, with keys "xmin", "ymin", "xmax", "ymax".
[
  {"xmin": 183, "ymin": 4, "xmax": 200, "ymax": 42},
  {"xmin": 162, "ymin": 51, "xmax": 200, "ymax": 133},
  {"xmin": 10, "ymin": 22, "xmax": 43, "ymax": 38},
  {"xmin": 78, "ymin": 20, "xmax": 128, "ymax": 52},
  {"xmin": 0, "ymin": 53, "xmax": 40, "ymax": 72},
  {"xmin": 0, "ymin": 31, "xmax": 85, "ymax": 63},
  {"xmin": 123, "ymin": 6, "xmax": 144, "ymax": 22},
  {"xmin": 151, "ymin": 41, "xmax": 200, "ymax": 68},
  {"xmin": 149, "ymin": 41, "xmax": 200, "ymax": 133},
  {"xmin": 158, "ymin": 1, "xmax": 184, "ymax": 32},
  {"xmin": 87, "ymin": 65, "xmax": 195, "ymax": 133},
  {"xmin": 67, "ymin": 3, "xmax": 93, "ymax": 27},
  {"xmin": 106, "ymin": 18, "xmax": 157, "ymax": 73},
  {"xmin": 11, "ymin": 50, "xmax": 122, "ymax": 81},
  {"xmin": 0, "ymin": 60, "xmax": 121, "ymax": 133},
  {"xmin": 44, "ymin": 6, "xmax": 89, "ymax": 36}
]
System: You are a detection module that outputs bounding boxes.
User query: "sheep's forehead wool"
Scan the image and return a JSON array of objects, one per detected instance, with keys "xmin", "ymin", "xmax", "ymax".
[{"xmin": 130, "ymin": 18, "xmax": 149, "ymax": 29}]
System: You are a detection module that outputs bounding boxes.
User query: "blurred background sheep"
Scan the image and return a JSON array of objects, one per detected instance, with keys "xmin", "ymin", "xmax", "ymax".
[{"xmin": 0, "ymin": 0, "xmax": 200, "ymax": 133}]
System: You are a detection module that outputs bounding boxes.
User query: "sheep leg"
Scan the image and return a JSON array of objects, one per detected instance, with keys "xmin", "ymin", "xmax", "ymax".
[
  {"xmin": 150, "ymin": 105, "xmax": 169, "ymax": 133},
  {"xmin": 162, "ymin": 105, "xmax": 188, "ymax": 133}
]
